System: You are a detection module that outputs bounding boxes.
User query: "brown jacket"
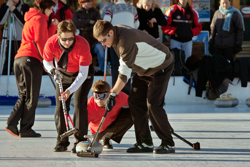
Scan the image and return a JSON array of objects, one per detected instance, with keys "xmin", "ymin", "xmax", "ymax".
[{"xmin": 112, "ymin": 25, "xmax": 174, "ymax": 83}]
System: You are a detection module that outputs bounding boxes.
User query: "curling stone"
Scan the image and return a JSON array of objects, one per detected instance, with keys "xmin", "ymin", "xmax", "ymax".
[
  {"xmin": 230, "ymin": 97, "xmax": 239, "ymax": 107},
  {"xmin": 246, "ymin": 98, "xmax": 250, "ymax": 107},
  {"xmin": 214, "ymin": 94, "xmax": 238, "ymax": 108},
  {"xmin": 76, "ymin": 141, "xmax": 103, "ymax": 154},
  {"xmin": 227, "ymin": 93, "xmax": 239, "ymax": 107},
  {"xmin": 37, "ymin": 97, "xmax": 51, "ymax": 107}
]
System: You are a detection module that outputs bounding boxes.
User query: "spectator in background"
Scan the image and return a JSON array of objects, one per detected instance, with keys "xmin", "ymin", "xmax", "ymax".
[
  {"xmin": 161, "ymin": 0, "xmax": 202, "ymax": 61},
  {"xmin": 73, "ymin": 0, "xmax": 105, "ymax": 74},
  {"xmin": 5, "ymin": 0, "xmax": 58, "ymax": 138},
  {"xmin": 103, "ymin": 0, "xmax": 139, "ymax": 95},
  {"xmin": 0, "ymin": 0, "xmax": 29, "ymax": 75},
  {"xmin": 137, "ymin": 0, "xmax": 167, "ymax": 40},
  {"xmin": 209, "ymin": 0, "xmax": 244, "ymax": 64},
  {"xmin": 48, "ymin": 0, "xmax": 72, "ymax": 27}
]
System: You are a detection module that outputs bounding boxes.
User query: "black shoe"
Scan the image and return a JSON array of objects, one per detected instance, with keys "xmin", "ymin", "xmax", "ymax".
[
  {"xmin": 5, "ymin": 124, "xmax": 19, "ymax": 137},
  {"xmin": 103, "ymin": 137, "xmax": 113, "ymax": 149},
  {"xmin": 19, "ymin": 129, "xmax": 41, "ymax": 137},
  {"xmin": 54, "ymin": 141, "xmax": 70, "ymax": 152},
  {"xmin": 126, "ymin": 143, "xmax": 154, "ymax": 153},
  {"xmin": 54, "ymin": 145, "xmax": 68, "ymax": 152},
  {"xmin": 153, "ymin": 145, "xmax": 175, "ymax": 154}
]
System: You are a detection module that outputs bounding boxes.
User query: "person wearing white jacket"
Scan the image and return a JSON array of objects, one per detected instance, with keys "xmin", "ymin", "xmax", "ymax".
[{"xmin": 103, "ymin": 0, "xmax": 139, "ymax": 95}]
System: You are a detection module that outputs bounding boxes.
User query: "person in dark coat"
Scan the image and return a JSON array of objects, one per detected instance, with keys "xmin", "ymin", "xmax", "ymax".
[
  {"xmin": 209, "ymin": 0, "xmax": 245, "ymax": 65},
  {"xmin": 72, "ymin": 0, "xmax": 105, "ymax": 73},
  {"xmin": 137, "ymin": 0, "xmax": 167, "ymax": 40}
]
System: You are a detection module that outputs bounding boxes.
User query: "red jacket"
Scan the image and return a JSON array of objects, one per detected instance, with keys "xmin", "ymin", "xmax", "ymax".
[
  {"xmin": 50, "ymin": 0, "xmax": 72, "ymax": 22},
  {"xmin": 15, "ymin": 8, "xmax": 57, "ymax": 61},
  {"xmin": 161, "ymin": 3, "xmax": 202, "ymax": 42},
  {"xmin": 43, "ymin": 34, "xmax": 92, "ymax": 73},
  {"xmin": 87, "ymin": 91, "xmax": 129, "ymax": 134}
]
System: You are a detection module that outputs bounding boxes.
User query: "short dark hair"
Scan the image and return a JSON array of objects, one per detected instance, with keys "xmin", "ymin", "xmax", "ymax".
[
  {"xmin": 91, "ymin": 80, "xmax": 111, "ymax": 93},
  {"xmin": 57, "ymin": 20, "xmax": 77, "ymax": 36},
  {"xmin": 33, "ymin": 0, "xmax": 56, "ymax": 14},
  {"xmin": 93, "ymin": 20, "xmax": 113, "ymax": 39}
]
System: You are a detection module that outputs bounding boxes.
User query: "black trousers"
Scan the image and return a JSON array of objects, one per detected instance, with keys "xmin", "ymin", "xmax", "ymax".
[
  {"xmin": 214, "ymin": 47, "xmax": 235, "ymax": 67},
  {"xmin": 55, "ymin": 64, "xmax": 94, "ymax": 144},
  {"xmin": 128, "ymin": 63, "xmax": 175, "ymax": 146},
  {"xmin": 94, "ymin": 108, "xmax": 133, "ymax": 143},
  {"xmin": 7, "ymin": 56, "xmax": 43, "ymax": 132}
]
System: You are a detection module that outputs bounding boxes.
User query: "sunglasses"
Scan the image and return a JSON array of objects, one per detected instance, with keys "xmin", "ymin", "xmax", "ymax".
[
  {"xmin": 60, "ymin": 37, "xmax": 75, "ymax": 42},
  {"xmin": 92, "ymin": 92, "xmax": 109, "ymax": 100},
  {"xmin": 99, "ymin": 33, "xmax": 109, "ymax": 43}
]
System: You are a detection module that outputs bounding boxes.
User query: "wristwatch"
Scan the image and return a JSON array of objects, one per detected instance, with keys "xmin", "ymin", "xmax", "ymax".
[{"xmin": 110, "ymin": 92, "xmax": 117, "ymax": 97}]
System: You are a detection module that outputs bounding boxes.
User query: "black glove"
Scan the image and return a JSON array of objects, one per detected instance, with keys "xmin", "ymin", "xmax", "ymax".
[
  {"xmin": 234, "ymin": 44, "xmax": 242, "ymax": 54},
  {"xmin": 105, "ymin": 93, "xmax": 117, "ymax": 112},
  {"xmin": 209, "ymin": 43, "xmax": 214, "ymax": 55},
  {"xmin": 50, "ymin": 68, "xmax": 62, "ymax": 84}
]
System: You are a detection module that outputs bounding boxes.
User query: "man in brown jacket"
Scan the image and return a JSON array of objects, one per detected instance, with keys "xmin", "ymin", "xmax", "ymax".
[{"xmin": 93, "ymin": 20, "xmax": 175, "ymax": 154}]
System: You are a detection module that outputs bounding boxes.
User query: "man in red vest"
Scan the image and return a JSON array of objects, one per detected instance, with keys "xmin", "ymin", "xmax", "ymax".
[{"xmin": 87, "ymin": 80, "xmax": 133, "ymax": 149}]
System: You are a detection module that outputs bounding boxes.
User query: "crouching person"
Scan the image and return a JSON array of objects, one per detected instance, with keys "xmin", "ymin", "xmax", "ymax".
[
  {"xmin": 43, "ymin": 20, "xmax": 94, "ymax": 153},
  {"xmin": 87, "ymin": 80, "xmax": 133, "ymax": 149}
]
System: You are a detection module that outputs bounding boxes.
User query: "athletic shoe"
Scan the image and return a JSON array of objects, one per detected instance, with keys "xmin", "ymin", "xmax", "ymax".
[
  {"xmin": 103, "ymin": 137, "xmax": 113, "ymax": 149},
  {"xmin": 126, "ymin": 143, "xmax": 153, "ymax": 153},
  {"xmin": 153, "ymin": 145, "xmax": 175, "ymax": 154},
  {"xmin": 19, "ymin": 129, "xmax": 41, "ymax": 137},
  {"xmin": 54, "ymin": 141, "xmax": 70, "ymax": 152},
  {"xmin": 5, "ymin": 124, "xmax": 19, "ymax": 137}
]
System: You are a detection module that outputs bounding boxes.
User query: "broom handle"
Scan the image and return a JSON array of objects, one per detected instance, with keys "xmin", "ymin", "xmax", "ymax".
[
  {"xmin": 88, "ymin": 110, "xmax": 108, "ymax": 149},
  {"xmin": 172, "ymin": 132, "xmax": 192, "ymax": 147},
  {"xmin": 103, "ymin": 46, "xmax": 108, "ymax": 81},
  {"xmin": 32, "ymin": 41, "xmax": 56, "ymax": 89}
]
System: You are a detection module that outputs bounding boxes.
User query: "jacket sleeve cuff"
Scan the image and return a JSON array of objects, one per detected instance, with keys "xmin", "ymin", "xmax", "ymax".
[{"xmin": 118, "ymin": 73, "xmax": 128, "ymax": 83}]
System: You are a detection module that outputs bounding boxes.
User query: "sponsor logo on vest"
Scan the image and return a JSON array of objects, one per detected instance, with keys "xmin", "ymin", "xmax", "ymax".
[{"xmin": 176, "ymin": 15, "xmax": 181, "ymax": 19}]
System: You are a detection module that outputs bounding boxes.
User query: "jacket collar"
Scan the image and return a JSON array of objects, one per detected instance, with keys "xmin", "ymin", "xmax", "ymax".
[{"xmin": 112, "ymin": 26, "xmax": 119, "ymax": 48}]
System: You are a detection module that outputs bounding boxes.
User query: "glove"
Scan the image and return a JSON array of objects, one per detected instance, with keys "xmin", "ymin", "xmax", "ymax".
[
  {"xmin": 105, "ymin": 93, "xmax": 117, "ymax": 112},
  {"xmin": 50, "ymin": 68, "xmax": 62, "ymax": 84},
  {"xmin": 234, "ymin": 44, "xmax": 242, "ymax": 54},
  {"xmin": 209, "ymin": 43, "xmax": 214, "ymax": 55}
]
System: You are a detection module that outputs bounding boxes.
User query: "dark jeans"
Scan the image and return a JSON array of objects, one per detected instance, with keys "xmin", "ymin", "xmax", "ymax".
[
  {"xmin": 2, "ymin": 40, "xmax": 21, "ymax": 75},
  {"xmin": 95, "ymin": 108, "xmax": 133, "ymax": 143},
  {"xmin": 7, "ymin": 56, "xmax": 43, "ymax": 132},
  {"xmin": 128, "ymin": 63, "xmax": 175, "ymax": 146},
  {"xmin": 109, "ymin": 47, "xmax": 131, "ymax": 95},
  {"xmin": 55, "ymin": 64, "xmax": 94, "ymax": 144}
]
